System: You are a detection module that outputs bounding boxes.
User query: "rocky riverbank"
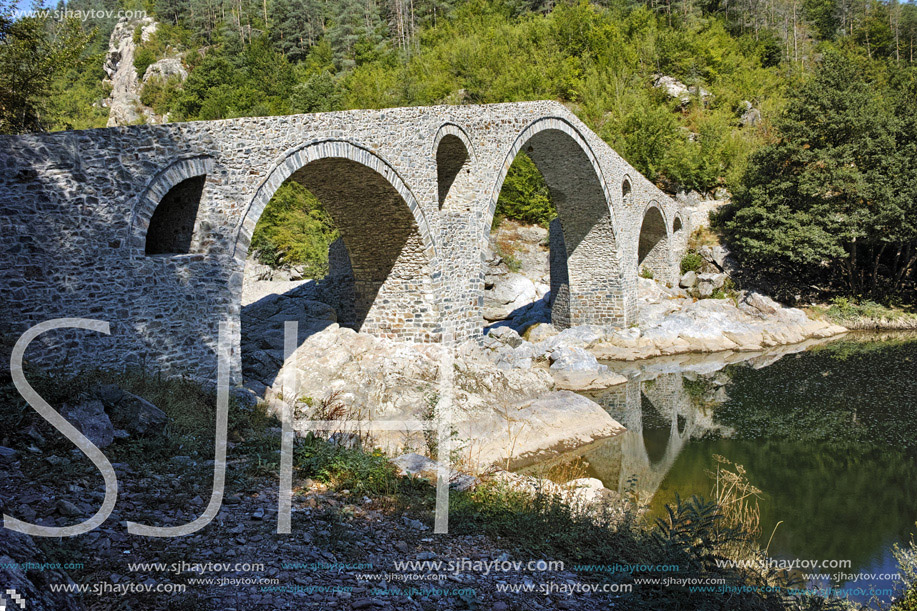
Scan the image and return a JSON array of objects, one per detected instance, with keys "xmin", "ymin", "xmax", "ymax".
[{"xmin": 240, "ymin": 275, "xmax": 845, "ymax": 476}]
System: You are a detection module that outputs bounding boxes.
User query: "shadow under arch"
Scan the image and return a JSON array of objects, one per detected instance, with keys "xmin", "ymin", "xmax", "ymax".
[
  {"xmin": 637, "ymin": 201, "xmax": 673, "ymax": 284},
  {"xmin": 231, "ymin": 140, "xmax": 441, "ymax": 378},
  {"xmin": 484, "ymin": 117, "xmax": 627, "ymax": 329},
  {"xmin": 127, "ymin": 155, "xmax": 214, "ymax": 259},
  {"xmin": 433, "ymin": 122, "xmax": 476, "ymax": 211}
]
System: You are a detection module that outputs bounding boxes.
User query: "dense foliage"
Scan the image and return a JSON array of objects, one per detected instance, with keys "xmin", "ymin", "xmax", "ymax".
[
  {"xmin": 249, "ymin": 181, "xmax": 338, "ymax": 273},
  {"xmin": 720, "ymin": 50, "xmax": 917, "ymax": 300},
  {"xmin": 0, "ymin": 1, "xmax": 94, "ymax": 133},
  {"xmin": 493, "ymin": 153, "xmax": 555, "ymax": 227}
]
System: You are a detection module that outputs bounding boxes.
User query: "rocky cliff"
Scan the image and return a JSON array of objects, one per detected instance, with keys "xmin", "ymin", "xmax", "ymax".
[{"xmin": 102, "ymin": 17, "xmax": 187, "ymax": 126}]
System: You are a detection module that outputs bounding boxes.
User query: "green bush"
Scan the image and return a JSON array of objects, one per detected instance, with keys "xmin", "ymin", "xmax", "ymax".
[
  {"xmin": 133, "ymin": 45, "xmax": 157, "ymax": 79},
  {"xmin": 294, "ymin": 435, "xmax": 401, "ymax": 495},
  {"xmin": 139, "ymin": 75, "xmax": 183, "ymax": 115},
  {"xmin": 681, "ymin": 251, "xmax": 704, "ymax": 274}
]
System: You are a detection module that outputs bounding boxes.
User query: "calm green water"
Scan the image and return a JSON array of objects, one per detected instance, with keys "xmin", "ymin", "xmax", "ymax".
[{"xmin": 566, "ymin": 335, "xmax": 917, "ymax": 605}]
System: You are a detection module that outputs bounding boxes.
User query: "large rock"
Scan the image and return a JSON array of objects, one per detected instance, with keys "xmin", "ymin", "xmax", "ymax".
[
  {"xmin": 460, "ymin": 391, "xmax": 625, "ymax": 470},
  {"xmin": 696, "ymin": 272, "xmax": 728, "ymax": 297},
  {"xmin": 92, "ymin": 385, "xmax": 168, "ymax": 435},
  {"xmin": 0, "ymin": 446, "xmax": 19, "ymax": 463},
  {"xmin": 487, "ymin": 325, "xmax": 524, "ymax": 348},
  {"xmin": 548, "ymin": 346, "xmax": 626, "ymax": 390},
  {"xmin": 142, "ymin": 57, "xmax": 188, "ymax": 83},
  {"xmin": 679, "ymin": 271, "xmax": 697, "ymax": 288},
  {"xmin": 590, "ymin": 281, "xmax": 847, "ymax": 359},
  {"xmin": 549, "ymin": 346, "xmax": 602, "ymax": 371},
  {"xmin": 484, "ymin": 273, "xmax": 537, "ymax": 321},
  {"xmin": 60, "ymin": 399, "xmax": 114, "ymax": 448},
  {"xmin": 276, "ymin": 324, "xmax": 557, "ymax": 453},
  {"xmin": 740, "ymin": 291, "xmax": 780, "ymax": 316},
  {"xmin": 104, "ymin": 17, "xmax": 159, "ymax": 126},
  {"xmin": 653, "ymin": 74, "xmax": 712, "ymax": 106},
  {"xmin": 524, "ymin": 322, "xmax": 558, "ymax": 343}
]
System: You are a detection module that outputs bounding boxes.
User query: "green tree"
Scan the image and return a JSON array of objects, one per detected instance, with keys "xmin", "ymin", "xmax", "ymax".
[
  {"xmin": 0, "ymin": 4, "xmax": 92, "ymax": 133},
  {"xmin": 250, "ymin": 181, "xmax": 339, "ymax": 275},
  {"xmin": 494, "ymin": 153, "xmax": 555, "ymax": 227},
  {"xmin": 723, "ymin": 50, "xmax": 916, "ymax": 299}
]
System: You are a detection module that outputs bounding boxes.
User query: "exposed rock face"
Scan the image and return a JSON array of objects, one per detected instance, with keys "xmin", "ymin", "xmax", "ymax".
[
  {"xmin": 653, "ymin": 74, "xmax": 713, "ymax": 106},
  {"xmin": 91, "ymin": 385, "xmax": 168, "ymax": 435},
  {"xmin": 484, "ymin": 221, "xmax": 551, "ymax": 323},
  {"xmin": 459, "ymin": 391, "xmax": 625, "ymax": 470},
  {"xmin": 591, "ymin": 280, "xmax": 847, "ymax": 360},
  {"xmin": 104, "ymin": 17, "xmax": 158, "ymax": 126},
  {"xmin": 246, "ymin": 308, "xmax": 626, "ymax": 471},
  {"xmin": 142, "ymin": 57, "xmax": 188, "ymax": 84},
  {"xmin": 103, "ymin": 16, "xmax": 187, "ymax": 126},
  {"xmin": 484, "ymin": 273, "xmax": 537, "ymax": 321},
  {"xmin": 60, "ymin": 399, "xmax": 114, "ymax": 448},
  {"xmin": 740, "ymin": 100, "xmax": 762, "ymax": 127},
  {"xmin": 548, "ymin": 347, "xmax": 627, "ymax": 390}
]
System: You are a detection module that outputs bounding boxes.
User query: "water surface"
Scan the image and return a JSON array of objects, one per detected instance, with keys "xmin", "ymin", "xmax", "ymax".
[{"xmin": 529, "ymin": 334, "xmax": 917, "ymax": 605}]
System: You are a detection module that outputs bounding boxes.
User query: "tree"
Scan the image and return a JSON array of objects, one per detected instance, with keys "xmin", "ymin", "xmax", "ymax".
[
  {"xmin": 494, "ymin": 153, "xmax": 555, "ymax": 227},
  {"xmin": 0, "ymin": 4, "xmax": 92, "ymax": 133},
  {"xmin": 723, "ymin": 50, "xmax": 916, "ymax": 299}
]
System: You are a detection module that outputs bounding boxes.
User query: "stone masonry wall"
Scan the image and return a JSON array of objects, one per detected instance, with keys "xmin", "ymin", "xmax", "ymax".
[{"xmin": 0, "ymin": 101, "xmax": 682, "ymax": 383}]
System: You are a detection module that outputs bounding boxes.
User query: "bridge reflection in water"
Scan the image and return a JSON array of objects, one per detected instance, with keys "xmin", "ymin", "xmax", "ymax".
[
  {"xmin": 561, "ymin": 372, "xmax": 734, "ymax": 505},
  {"xmin": 517, "ymin": 340, "xmax": 836, "ymax": 505}
]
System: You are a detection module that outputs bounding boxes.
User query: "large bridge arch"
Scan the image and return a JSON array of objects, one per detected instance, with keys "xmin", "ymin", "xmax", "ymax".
[
  {"xmin": 231, "ymin": 140, "xmax": 441, "ymax": 351},
  {"xmin": 483, "ymin": 117, "xmax": 629, "ymax": 329}
]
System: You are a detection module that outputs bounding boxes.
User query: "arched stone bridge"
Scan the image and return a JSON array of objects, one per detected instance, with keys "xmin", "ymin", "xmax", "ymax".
[{"xmin": 0, "ymin": 101, "xmax": 686, "ymax": 382}]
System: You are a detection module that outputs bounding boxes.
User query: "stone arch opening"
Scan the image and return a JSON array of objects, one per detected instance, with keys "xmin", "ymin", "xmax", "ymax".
[
  {"xmin": 485, "ymin": 119, "xmax": 625, "ymax": 332},
  {"xmin": 437, "ymin": 135, "xmax": 470, "ymax": 208},
  {"xmin": 622, "ymin": 178, "xmax": 632, "ymax": 203},
  {"xmin": 129, "ymin": 156, "xmax": 213, "ymax": 258},
  {"xmin": 638, "ymin": 204, "xmax": 671, "ymax": 283},
  {"xmin": 671, "ymin": 215, "xmax": 686, "ymax": 265},
  {"xmin": 433, "ymin": 123, "xmax": 475, "ymax": 212},
  {"xmin": 234, "ymin": 141, "xmax": 439, "ymax": 388},
  {"xmin": 145, "ymin": 175, "xmax": 206, "ymax": 255}
]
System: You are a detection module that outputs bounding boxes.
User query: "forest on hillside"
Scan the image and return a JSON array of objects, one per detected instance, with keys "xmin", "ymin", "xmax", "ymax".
[{"xmin": 2, "ymin": 0, "xmax": 916, "ymax": 301}]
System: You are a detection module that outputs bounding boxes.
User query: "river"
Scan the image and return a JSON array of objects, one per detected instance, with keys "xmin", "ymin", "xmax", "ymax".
[{"xmin": 521, "ymin": 332, "xmax": 917, "ymax": 606}]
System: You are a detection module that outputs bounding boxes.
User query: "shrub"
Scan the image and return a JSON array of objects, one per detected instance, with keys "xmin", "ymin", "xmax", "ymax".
[
  {"xmin": 294, "ymin": 435, "xmax": 401, "ymax": 495},
  {"xmin": 133, "ymin": 45, "xmax": 157, "ymax": 79},
  {"xmin": 681, "ymin": 251, "xmax": 704, "ymax": 274}
]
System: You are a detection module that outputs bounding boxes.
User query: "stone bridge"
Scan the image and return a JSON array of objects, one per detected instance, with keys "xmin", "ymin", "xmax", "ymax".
[{"xmin": 0, "ymin": 101, "xmax": 685, "ymax": 383}]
